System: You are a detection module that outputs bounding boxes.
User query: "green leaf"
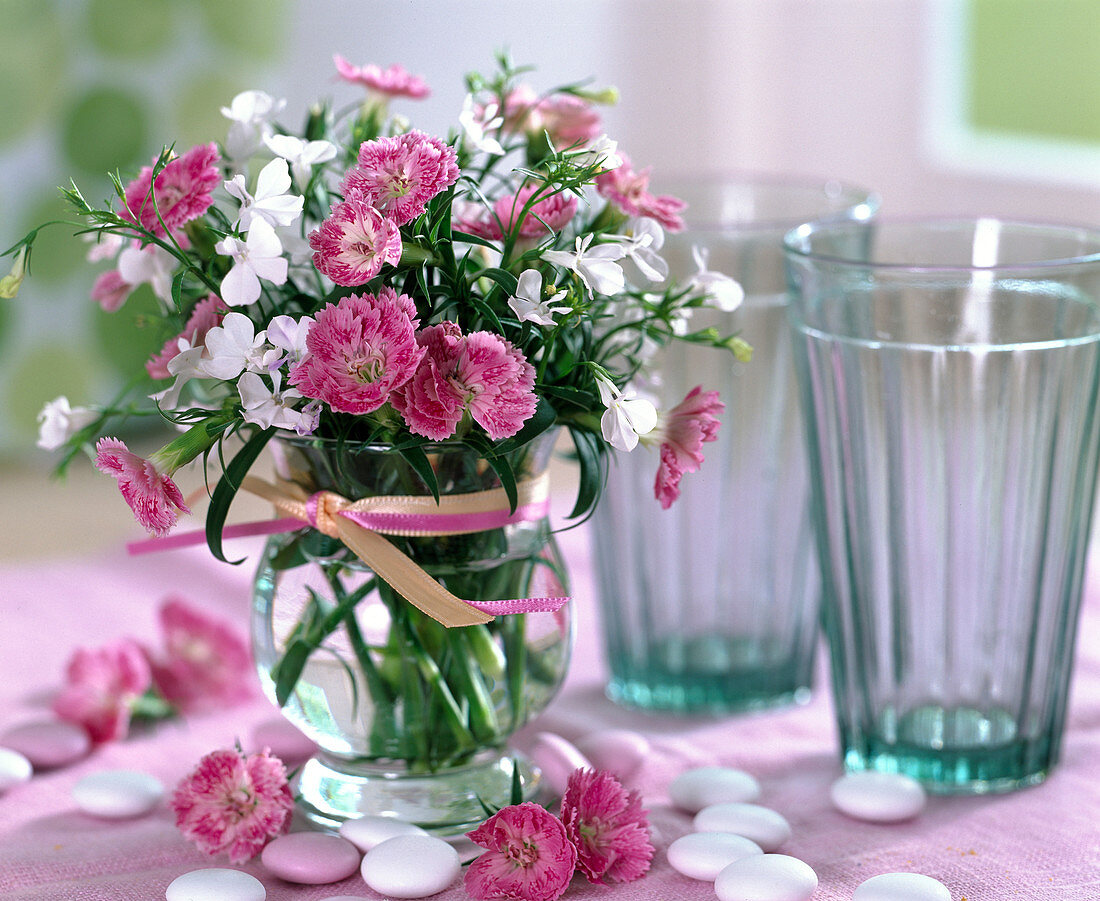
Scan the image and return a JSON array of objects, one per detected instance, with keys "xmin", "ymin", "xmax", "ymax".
[
  {"xmin": 477, "ymin": 266, "xmax": 519, "ymax": 296},
  {"xmin": 492, "ymin": 395, "xmax": 557, "ymax": 456},
  {"xmin": 397, "ymin": 443, "xmax": 440, "ymax": 502},
  {"xmin": 567, "ymin": 426, "xmax": 606, "ymax": 520},
  {"xmin": 537, "ymin": 384, "xmax": 592, "ymax": 409},
  {"xmin": 273, "ymin": 640, "xmax": 314, "ymax": 707},
  {"xmin": 206, "ymin": 427, "xmax": 275, "ymax": 564}
]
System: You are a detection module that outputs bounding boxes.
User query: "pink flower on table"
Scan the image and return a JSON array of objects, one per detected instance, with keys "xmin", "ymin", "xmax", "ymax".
[
  {"xmin": 333, "ymin": 55, "xmax": 430, "ymax": 99},
  {"xmin": 94, "ymin": 437, "xmax": 190, "ymax": 537},
  {"xmin": 289, "ymin": 287, "xmax": 424, "ymax": 415},
  {"xmin": 52, "ymin": 639, "xmax": 152, "ymax": 743},
  {"xmin": 458, "ymin": 183, "xmax": 578, "ymax": 242},
  {"xmin": 171, "ymin": 747, "xmax": 293, "ymax": 864},
  {"xmin": 146, "ymin": 294, "xmax": 227, "ymax": 380},
  {"xmin": 343, "ymin": 131, "xmax": 460, "ymax": 226},
  {"xmin": 536, "ymin": 93, "xmax": 602, "ymax": 146},
  {"xmin": 465, "ymin": 802, "xmax": 578, "ymax": 901},
  {"xmin": 648, "ymin": 385, "xmax": 724, "ymax": 509},
  {"xmin": 90, "ymin": 269, "xmax": 131, "ymax": 312},
  {"xmin": 309, "ymin": 196, "xmax": 403, "ymax": 286},
  {"xmin": 149, "ymin": 597, "xmax": 254, "ymax": 713},
  {"xmin": 120, "ymin": 143, "xmax": 221, "ymax": 238},
  {"xmin": 595, "ymin": 152, "xmax": 686, "ymax": 232},
  {"xmin": 392, "ymin": 323, "xmax": 537, "ymax": 441},
  {"xmin": 560, "ymin": 768, "xmax": 654, "ymax": 885}
]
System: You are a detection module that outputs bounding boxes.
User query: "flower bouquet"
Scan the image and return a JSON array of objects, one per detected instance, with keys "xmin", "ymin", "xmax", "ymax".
[{"xmin": 9, "ymin": 51, "xmax": 745, "ymax": 830}]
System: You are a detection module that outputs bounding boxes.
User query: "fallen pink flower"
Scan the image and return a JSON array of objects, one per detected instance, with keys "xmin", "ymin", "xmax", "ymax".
[
  {"xmin": 171, "ymin": 747, "xmax": 293, "ymax": 864},
  {"xmin": 560, "ymin": 767, "xmax": 654, "ymax": 884},
  {"xmin": 52, "ymin": 639, "xmax": 152, "ymax": 743},
  {"xmin": 465, "ymin": 802, "xmax": 578, "ymax": 901}
]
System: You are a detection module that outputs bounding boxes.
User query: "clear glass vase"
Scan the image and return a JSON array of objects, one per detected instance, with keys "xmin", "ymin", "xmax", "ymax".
[{"xmin": 251, "ymin": 430, "xmax": 572, "ymax": 832}]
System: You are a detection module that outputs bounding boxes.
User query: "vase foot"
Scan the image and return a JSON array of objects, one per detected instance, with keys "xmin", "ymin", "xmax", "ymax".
[{"xmin": 292, "ymin": 748, "xmax": 546, "ymax": 835}]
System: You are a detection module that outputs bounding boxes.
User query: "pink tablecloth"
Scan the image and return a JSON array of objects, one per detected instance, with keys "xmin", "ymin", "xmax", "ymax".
[{"xmin": 2, "ymin": 524, "xmax": 1099, "ymax": 900}]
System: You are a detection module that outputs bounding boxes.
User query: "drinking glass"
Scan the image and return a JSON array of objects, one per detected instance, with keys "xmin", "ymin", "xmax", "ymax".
[
  {"xmin": 590, "ymin": 175, "xmax": 878, "ymax": 714},
  {"xmin": 785, "ymin": 217, "xmax": 1100, "ymax": 792}
]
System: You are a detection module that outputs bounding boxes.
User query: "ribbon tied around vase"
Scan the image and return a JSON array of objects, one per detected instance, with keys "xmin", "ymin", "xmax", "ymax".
[{"xmin": 236, "ymin": 473, "xmax": 567, "ymax": 628}]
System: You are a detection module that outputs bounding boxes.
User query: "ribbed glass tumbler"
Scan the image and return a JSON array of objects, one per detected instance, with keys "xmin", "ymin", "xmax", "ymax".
[
  {"xmin": 785, "ymin": 218, "xmax": 1100, "ymax": 793},
  {"xmin": 591, "ymin": 175, "xmax": 877, "ymax": 714}
]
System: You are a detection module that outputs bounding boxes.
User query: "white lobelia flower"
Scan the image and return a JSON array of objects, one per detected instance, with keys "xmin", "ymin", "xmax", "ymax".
[
  {"xmin": 686, "ymin": 245, "xmax": 745, "ymax": 312},
  {"xmin": 152, "ymin": 337, "xmax": 206, "ymax": 411},
  {"xmin": 508, "ymin": 269, "xmax": 570, "ymax": 327},
  {"xmin": 567, "ymin": 134, "xmax": 622, "ymax": 171},
  {"xmin": 224, "ymin": 158, "xmax": 304, "ymax": 231},
  {"xmin": 238, "ymin": 370, "xmax": 318, "ymax": 435},
  {"xmin": 543, "ymin": 234, "xmax": 627, "ymax": 297},
  {"xmin": 459, "ymin": 94, "xmax": 505, "ymax": 156},
  {"xmin": 83, "ymin": 231, "xmax": 124, "ymax": 263},
  {"xmin": 612, "ymin": 217, "xmax": 668, "ymax": 282},
  {"xmin": 595, "ymin": 374, "xmax": 658, "ymax": 452},
  {"xmin": 117, "ymin": 243, "xmax": 176, "ymax": 303},
  {"xmin": 263, "ymin": 314, "xmax": 313, "ymax": 369},
  {"xmin": 200, "ymin": 312, "xmax": 268, "ymax": 380},
  {"xmin": 36, "ymin": 396, "xmax": 97, "ymax": 450},
  {"xmin": 264, "ymin": 134, "xmax": 338, "ymax": 188},
  {"xmin": 215, "ymin": 218, "xmax": 288, "ymax": 307},
  {"xmin": 221, "ymin": 90, "xmax": 287, "ymax": 162}
]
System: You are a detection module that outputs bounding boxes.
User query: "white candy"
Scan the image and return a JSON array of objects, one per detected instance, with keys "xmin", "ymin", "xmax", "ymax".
[
  {"xmin": 339, "ymin": 814, "xmax": 427, "ymax": 852},
  {"xmin": 715, "ymin": 854, "xmax": 818, "ymax": 901},
  {"xmin": 853, "ymin": 872, "xmax": 952, "ymax": 901},
  {"xmin": 667, "ymin": 831, "xmax": 763, "ymax": 881},
  {"xmin": 670, "ymin": 766, "xmax": 761, "ymax": 813},
  {"xmin": 693, "ymin": 802, "xmax": 791, "ymax": 851},
  {"xmin": 165, "ymin": 868, "xmax": 266, "ymax": 901},
  {"xmin": 360, "ymin": 834, "xmax": 460, "ymax": 898},
  {"xmin": 73, "ymin": 770, "xmax": 164, "ymax": 818},
  {"xmin": 575, "ymin": 730, "xmax": 649, "ymax": 781},
  {"xmin": 528, "ymin": 732, "xmax": 591, "ymax": 796},
  {"xmin": 0, "ymin": 747, "xmax": 33, "ymax": 792},
  {"xmin": 830, "ymin": 772, "xmax": 926, "ymax": 823}
]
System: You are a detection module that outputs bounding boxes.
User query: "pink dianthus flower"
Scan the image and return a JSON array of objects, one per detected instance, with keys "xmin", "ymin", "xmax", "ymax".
[
  {"xmin": 170, "ymin": 747, "xmax": 293, "ymax": 864},
  {"xmin": 52, "ymin": 639, "xmax": 152, "ymax": 743},
  {"xmin": 595, "ymin": 152, "xmax": 686, "ymax": 232},
  {"xmin": 121, "ymin": 143, "xmax": 221, "ymax": 238},
  {"xmin": 289, "ymin": 287, "xmax": 424, "ymax": 415},
  {"xmin": 649, "ymin": 385, "xmax": 724, "ymax": 509},
  {"xmin": 94, "ymin": 437, "xmax": 190, "ymax": 537},
  {"xmin": 458, "ymin": 183, "xmax": 578, "ymax": 242},
  {"xmin": 465, "ymin": 802, "xmax": 578, "ymax": 901},
  {"xmin": 343, "ymin": 130, "xmax": 460, "ymax": 226},
  {"xmin": 392, "ymin": 323, "xmax": 537, "ymax": 441},
  {"xmin": 309, "ymin": 196, "xmax": 403, "ymax": 286},
  {"xmin": 146, "ymin": 294, "xmax": 227, "ymax": 380},
  {"xmin": 560, "ymin": 768, "xmax": 655, "ymax": 885},
  {"xmin": 536, "ymin": 93, "xmax": 602, "ymax": 146},
  {"xmin": 91, "ymin": 269, "xmax": 131, "ymax": 312},
  {"xmin": 333, "ymin": 55, "xmax": 430, "ymax": 99},
  {"xmin": 149, "ymin": 597, "xmax": 254, "ymax": 713}
]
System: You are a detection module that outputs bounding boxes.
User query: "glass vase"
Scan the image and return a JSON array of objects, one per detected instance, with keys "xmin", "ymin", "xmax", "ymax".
[{"xmin": 251, "ymin": 430, "xmax": 572, "ymax": 832}]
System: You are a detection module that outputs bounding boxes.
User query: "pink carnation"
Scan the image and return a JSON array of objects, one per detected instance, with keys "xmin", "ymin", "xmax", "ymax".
[
  {"xmin": 94, "ymin": 437, "xmax": 190, "ymax": 537},
  {"xmin": 289, "ymin": 287, "xmax": 424, "ymax": 414},
  {"xmin": 652, "ymin": 386, "xmax": 724, "ymax": 509},
  {"xmin": 91, "ymin": 269, "xmax": 132, "ymax": 312},
  {"xmin": 343, "ymin": 130, "xmax": 460, "ymax": 226},
  {"xmin": 333, "ymin": 55, "xmax": 430, "ymax": 99},
  {"xmin": 536, "ymin": 93, "xmax": 602, "ymax": 146},
  {"xmin": 52, "ymin": 639, "xmax": 152, "ymax": 743},
  {"xmin": 392, "ymin": 323, "xmax": 537, "ymax": 441},
  {"xmin": 146, "ymin": 294, "xmax": 227, "ymax": 380},
  {"xmin": 309, "ymin": 196, "xmax": 403, "ymax": 286},
  {"xmin": 465, "ymin": 802, "xmax": 578, "ymax": 901},
  {"xmin": 121, "ymin": 143, "xmax": 221, "ymax": 238},
  {"xmin": 595, "ymin": 152, "xmax": 686, "ymax": 232},
  {"xmin": 458, "ymin": 183, "xmax": 578, "ymax": 242},
  {"xmin": 170, "ymin": 747, "xmax": 293, "ymax": 864},
  {"xmin": 149, "ymin": 597, "xmax": 254, "ymax": 713},
  {"xmin": 560, "ymin": 768, "xmax": 654, "ymax": 885}
]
